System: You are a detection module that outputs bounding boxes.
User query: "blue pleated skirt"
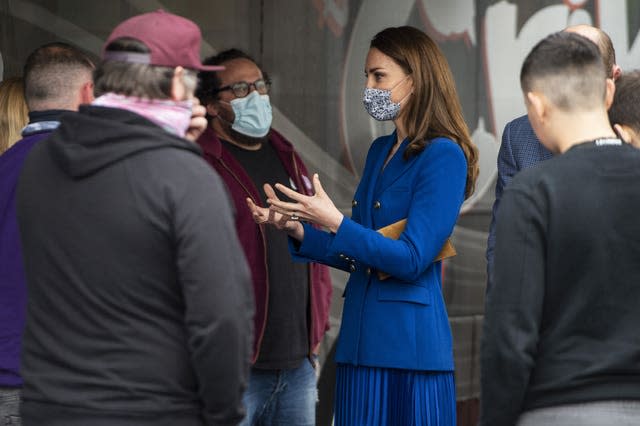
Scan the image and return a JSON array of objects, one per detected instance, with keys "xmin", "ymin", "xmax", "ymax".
[{"xmin": 334, "ymin": 363, "xmax": 456, "ymax": 426}]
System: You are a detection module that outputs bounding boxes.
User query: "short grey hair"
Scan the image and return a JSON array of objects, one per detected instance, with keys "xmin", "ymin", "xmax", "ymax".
[{"xmin": 94, "ymin": 37, "xmax": 198, "ymax": 99}]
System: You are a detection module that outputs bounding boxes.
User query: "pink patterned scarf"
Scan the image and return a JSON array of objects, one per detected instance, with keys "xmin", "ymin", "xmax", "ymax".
[{"xmin": 93, "ymin": 93, "xmax": 193, "ymax": 137}]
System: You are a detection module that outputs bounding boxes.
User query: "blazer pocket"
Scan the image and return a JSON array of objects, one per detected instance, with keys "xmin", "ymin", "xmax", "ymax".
[{"xmin": 377, "ymin": 282, "xmax": 430, "ymax": 305}]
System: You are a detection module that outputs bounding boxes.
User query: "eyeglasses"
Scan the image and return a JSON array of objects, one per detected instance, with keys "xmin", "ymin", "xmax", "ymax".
[{"xmin": 215, "ymin": 79, "xmax": 271, "ymax": 98}]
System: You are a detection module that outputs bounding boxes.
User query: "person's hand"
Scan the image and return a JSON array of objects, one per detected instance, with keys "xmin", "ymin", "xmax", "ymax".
[
  {"xmin": 185, "ymin": 98, "xmax": 207, "ymax": 142},
  {"xmin": 268, "ymin": 174, "xmax": 344, "ymax": 233},
  {"xmin": 245, "ymin": 190, "xmax": 304, "ymax": 240}
]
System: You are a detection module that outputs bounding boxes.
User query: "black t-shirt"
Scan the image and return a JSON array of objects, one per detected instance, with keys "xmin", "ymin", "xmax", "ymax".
[{"xmin": 222, "ymin": 140, "xmax": 309, "ymax": 370}]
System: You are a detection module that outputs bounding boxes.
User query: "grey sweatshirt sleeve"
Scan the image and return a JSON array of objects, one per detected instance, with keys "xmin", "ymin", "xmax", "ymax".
[
  {"xmin": 480, "ymin": 183, "xmax": 546, "ymax": 426},
  {"xmin": 174, "ymin": 161, "xmax": 254, "ymax": 426}
]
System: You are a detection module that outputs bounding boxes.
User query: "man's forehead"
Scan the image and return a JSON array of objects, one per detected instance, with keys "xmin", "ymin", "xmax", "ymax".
[{"xmin": 218, "ymin": 58, "xmax": 262, "ymax": 83}]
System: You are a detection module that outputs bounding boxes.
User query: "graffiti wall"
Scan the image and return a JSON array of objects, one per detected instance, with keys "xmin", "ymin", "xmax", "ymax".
[{"xmin": 2, "ymin": 0, "xmax": 640, "ymax": 423}]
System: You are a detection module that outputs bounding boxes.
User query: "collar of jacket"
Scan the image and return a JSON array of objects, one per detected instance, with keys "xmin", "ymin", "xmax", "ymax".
[{"xmin": 198, "ymin": 126, "xmax": 295, "ymax": 160}]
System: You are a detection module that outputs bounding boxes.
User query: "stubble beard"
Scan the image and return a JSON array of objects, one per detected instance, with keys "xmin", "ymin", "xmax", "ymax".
[
  {"xmin": 216, "ymin": 108, "xmax": 269, "ymax": 147},
  {"xmin": 228, "ymin": 126, "xmax": 269, "ymax": 147}
]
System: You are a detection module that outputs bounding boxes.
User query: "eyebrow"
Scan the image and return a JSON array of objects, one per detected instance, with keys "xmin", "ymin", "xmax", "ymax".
[{"xmin": 365, "ymin": 67, "xmax": 384, "ymax": 74}]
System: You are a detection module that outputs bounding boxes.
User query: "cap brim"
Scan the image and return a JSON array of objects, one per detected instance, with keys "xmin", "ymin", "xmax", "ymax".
[{"xmin": 198, "ymin": 64, "xmax": 225, "ymax": 71}]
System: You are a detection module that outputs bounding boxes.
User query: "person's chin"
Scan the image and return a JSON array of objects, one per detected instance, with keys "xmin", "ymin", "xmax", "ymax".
[{"xmin": 230, "ymin": 128, "xmax": 269, "ymax": 146}]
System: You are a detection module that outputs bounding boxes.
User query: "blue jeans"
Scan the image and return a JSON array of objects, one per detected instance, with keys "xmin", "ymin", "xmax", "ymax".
[
  {"xmin": 240, "ymin": 358, "xmax": 317, "ymax": 426},
  {"xmin": 0, "ymin": 387, "xmax": 21, "ymax": 426}
]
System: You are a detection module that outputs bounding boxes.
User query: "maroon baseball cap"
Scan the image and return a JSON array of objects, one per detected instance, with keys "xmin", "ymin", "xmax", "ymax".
[{"xmin": 103, "ymin": 10, "xmax": 224, "ymax": 71}]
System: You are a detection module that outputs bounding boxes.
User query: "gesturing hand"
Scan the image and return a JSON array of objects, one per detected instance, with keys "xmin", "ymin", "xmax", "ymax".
[
  {"xmin": 245, "ymin": 189, "xmax": 304, "ymax": 240},
  {"xmin": 267, "ymin": 173, "xmax": 344, "ymax": 233}
]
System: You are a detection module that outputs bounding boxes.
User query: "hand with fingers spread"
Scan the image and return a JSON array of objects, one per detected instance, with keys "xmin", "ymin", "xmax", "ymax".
[
  {"xmin": 267, "ymin": 173, "xmax": 344, "ymax": 233},
  {"xmin": 245, "ymin": 195, "xmax": 304, "ymax": 239}
]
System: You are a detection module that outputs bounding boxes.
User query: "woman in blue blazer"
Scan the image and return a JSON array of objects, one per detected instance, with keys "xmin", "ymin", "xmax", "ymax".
[{"xmin": 248, "ymin": 26, "xmax": 478, "ymax": 426}]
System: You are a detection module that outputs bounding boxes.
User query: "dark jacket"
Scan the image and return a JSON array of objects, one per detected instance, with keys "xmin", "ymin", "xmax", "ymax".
[
  {"xmin": 17, "ymin": 105, "xmax": 254, "ymax": 426},
  {"xmin": 486, "ymin": 114, "xmax": 553, "ymax": 291},
  {"xmin": 196, "ymin": 126, "xmax": 332, "ymax": 362},
  {"xmin": 0, "ymin": 129, "xmax": 52, "ymax": 388},
  {"xmin": 481, "ymin": 141, "xmax": 640, "ymax": 426}
]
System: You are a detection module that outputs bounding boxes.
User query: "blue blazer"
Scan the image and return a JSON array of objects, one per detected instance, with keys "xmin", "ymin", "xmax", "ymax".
[
  {"xmin": 485, "ymin": 115, "xmax": 552, "ymax": 290},
  {"xmin": 293, "ymin": 133, "xmax": 467, "ymax": 371}
]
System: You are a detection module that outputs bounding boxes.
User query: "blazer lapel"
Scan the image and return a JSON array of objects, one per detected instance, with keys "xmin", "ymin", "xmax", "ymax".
[
  {"xmin": 358, "ymin": 134, "xmax": 393, "ymax": 229},
  {"xmin": 375, "ymin": 137, "xmax": 418, "ymax": 194}
]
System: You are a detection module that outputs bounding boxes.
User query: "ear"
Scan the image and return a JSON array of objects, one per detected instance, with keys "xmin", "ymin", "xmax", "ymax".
[
  {"xmin": 407, "ymin": 74, "xmax": 415, "ymax": 92},
  {"xmin": 206, "ymin": 102, "xmax": 220, "ymax": 117},
  {"xmin": 613, "ymin": 123, "xmax": 639, "ymax": 147},
  {"xmin": 80, "ymin": 81, "xmax": 94, "ymax": 105},
  {"xmin": 170, "ymin": 66, "xmax": 187, "ymax": 101},
  {"xmin": 612, "ymin": 65, "xmax": 622, "ymax": 81},
  {"xmin": 604, "ymin": 78, "xmax": 616, "ymax": 110},
  {"xmin": 526, "ymin": 91, "xmax": 546, "ymax": 123}
]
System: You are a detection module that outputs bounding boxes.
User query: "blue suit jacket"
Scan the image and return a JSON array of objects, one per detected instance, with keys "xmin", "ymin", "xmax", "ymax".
[
  {"xmin": 486, "ymin": 115, "xmax": 552, "ymax": 290},
  {"xmin": 293, "ymin": 133, "xmax": 467, "ymax": 371}
]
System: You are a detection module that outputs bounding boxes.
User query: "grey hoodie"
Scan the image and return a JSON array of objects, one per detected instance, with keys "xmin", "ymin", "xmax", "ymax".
[{"xmin": 17, "ymin": 105, "xmax": 254, "ymax": 426}]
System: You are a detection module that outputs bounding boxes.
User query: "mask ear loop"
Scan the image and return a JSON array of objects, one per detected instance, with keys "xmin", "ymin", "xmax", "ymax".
[
  {"xmin": 394, "ymin": 75, "xmax": 413, "ymax": 106},
  {"xmin": 396, "ymin": 89, "xmax": 413, "ymax": 105},
  {"xmin": 389, "ymin": 74, "xmax": 411, "ymax": 91}
]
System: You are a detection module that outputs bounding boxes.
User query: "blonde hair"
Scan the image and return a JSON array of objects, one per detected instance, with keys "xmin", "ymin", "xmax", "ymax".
[{"xmin": 0, "ymin": 77, "xmax": 29, "ymax": 153}]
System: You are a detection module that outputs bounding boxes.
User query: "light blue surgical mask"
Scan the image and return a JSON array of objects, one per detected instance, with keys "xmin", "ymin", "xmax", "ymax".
[
  {"xmin": 229, "ymin": 90, "xmax": 273, "ymax": 137},
  {"xmin": 362, "ymin": 76, "xmax": 411, "ymax": 121}
]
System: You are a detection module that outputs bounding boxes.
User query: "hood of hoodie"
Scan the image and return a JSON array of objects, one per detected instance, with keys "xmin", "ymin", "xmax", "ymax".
[{"xmin": 48, "ymin": 105, "xmax": 202, "ymax": 178}]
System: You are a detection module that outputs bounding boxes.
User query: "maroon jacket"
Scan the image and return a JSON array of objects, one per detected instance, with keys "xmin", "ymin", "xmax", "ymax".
[{"xmin": 197, "ymin": 126, "xmax": 333, "ymax": 363}]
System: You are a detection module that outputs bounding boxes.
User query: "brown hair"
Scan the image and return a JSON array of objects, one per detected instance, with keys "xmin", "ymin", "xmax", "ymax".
[
  {"xmin": 370, "ymin": 26, "xmax": 478, "ymax": 198},
  {"xmin": 521, "ymin": 32, "xmax": 606, "ymax": 112},
  {"xmin": 0, "ymin": 77, "xmax": 29, "ymax": 153},
  {"xmin": 608, "ymin": 70, "xmax": 640, "ymax": 133},
  {"xmin": 23, "ymin": 42, "xmax": 95, "ymax": 111}
]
